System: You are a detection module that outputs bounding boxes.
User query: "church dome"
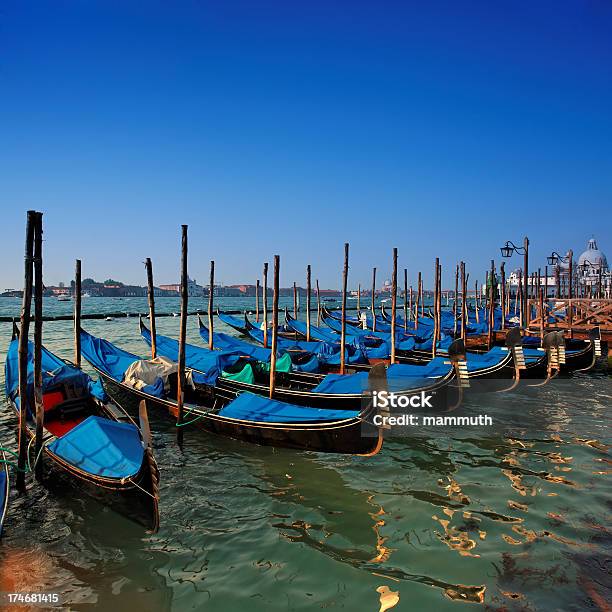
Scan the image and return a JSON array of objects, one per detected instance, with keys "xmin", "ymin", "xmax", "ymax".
[{"xmin": 578, "ymin": 238, "xmax": 608, "ymax": 272}]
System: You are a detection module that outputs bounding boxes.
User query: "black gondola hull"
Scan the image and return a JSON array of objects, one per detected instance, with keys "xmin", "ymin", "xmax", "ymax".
[{"xmin": 96, "ymin": 372, "xmax": 383, "ymax": 456}]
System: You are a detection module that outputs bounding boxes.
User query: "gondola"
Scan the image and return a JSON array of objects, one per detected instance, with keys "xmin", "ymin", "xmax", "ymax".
[
  {"xmin": 4, "ymin": 326, "xmax": 160, "ymax": 532},
  {"xmin": 241, "ymin": 314, "xmax": 369, "ymax": 366},
  {"xmin": 80, "ymin": 328, "xmax": 385, "ymax": 455},
  {"xmin": 283, "ymin": 311, "xmax": 401, "ymax": 360},
  {"xmin": 0, "ymin": 450, "xmax": 8, "ymax": 536},
  {"xmin": 199, "ymin": 316, "xmax": 330, "ymax": 371},
  {"xmin": 241, "ymin": 310, "xmax": 299, "ymax": 340},
  {"xmin": 139, "ymin": 319, "xmax": 459, "ymax": 410},
  {"xmin": 216, "ymin": 309, "xmax": 251, "ymax": 335},
  {"xmin": 255, "ymin": 311, "xmax": 528, "ymax": 391},
  {"xmin": 521, "ymin": 328, "xmax": 600, "ymax": 373}
]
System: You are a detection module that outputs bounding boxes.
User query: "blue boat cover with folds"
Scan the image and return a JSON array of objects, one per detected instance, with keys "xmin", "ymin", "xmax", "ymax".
[
  {"xmin": 323, "ymin": 316, "xmax": 418, "ymax": 352},
  {"xmin": 80, "ymin": 330, "xmax": 145, "ymax": 382},
  {"xmin": 219, "ymin": 392, "xmax": 359, "ymax": 423},
  {"xmin": 199, "ymin": 324, "xmax": 275, "ymax": 362},
  {"xmin": 413, "ymin": 335, "xmax": 453, "ymax": 352},
  {"xmin": 4, "ymin": 338, "xmax": 106, "ymax": 403},
  {"xmin": 47, "ymin": 415, "xmax": 144, "ymax": 479},
  {"xmin": 218, "ymin": 312, "xmax": 247, "ymax": 331},
  {"xmin": 463, "ymin": 347, "xmax": 508, "ymax": 371},
  {"xmin": 387, "ymin": 359, "xmax": 452, "ymax": 380},
  {"xmin": 523, "ymin": 348, "xmax": 545, "ymax": 363},
  {"xmin": 311, "ymin": 358, "xmax": 450, "ymax": 395},
  {"xmin": 247, "ymin": 326, "xmax": 368, "ymax": 365},
  {"xmin": 82, "ymin": 329, "xmax": 221, "ymax": 387},
  {"xmin": 293, "ymin": 354, "xmax": 321, "ymax": 373},
  {"xmin": 141, "ymin": 325, "xmax": 242, "ymax": 379},
  {"xmin": 285, "ymin": 317, "xmax": 342, "ymax": 344},
  {"xmin": 246, "ymin": 326, "xmax": 321, "ymax": 353}
]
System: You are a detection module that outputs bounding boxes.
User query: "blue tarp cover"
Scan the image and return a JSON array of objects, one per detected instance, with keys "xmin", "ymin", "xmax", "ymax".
[
  {"xmin": 47, "ymin": 415, "xmax": 144, "ymax": 479},
  {"xmin": 311, "ymin": 359, "xmax": 448, "ymax": 395},
  {"xmin": 141, "ymin": 325, "xmax": 242, "ymax": 384},
  {"xmin": 464, "ymin": 347, "xmax": 509, "ymax": 372},
  {"xmin": 80, "ymin": 330, "xmax": 144, "ymax": 382},
  {"xmin": 245, "ymin": 324, "xmax": 367, "ymax": 366},
  {"xmin": 218, "ymin": 312, "xmax": 247, "ymax": 331},
  {"xmin": 5, "ymin": 338, "xmax": 106, "ymax": 403},
  {"xmin": 219, "ymin": 391, "xmax": 359, "ymax": 423},
  {"xmin": 523, "ymin": 348, "xmax": 545, "ymax": 363},
  {"xmin": 199, "ymin": 324, "xmax": 274, "ymax": 362}
]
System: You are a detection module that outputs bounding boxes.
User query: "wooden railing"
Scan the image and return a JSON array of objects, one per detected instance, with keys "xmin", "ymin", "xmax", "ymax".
[{"xmin": 527, "ymin": 298, "xmax": 612, "ymax": 337}]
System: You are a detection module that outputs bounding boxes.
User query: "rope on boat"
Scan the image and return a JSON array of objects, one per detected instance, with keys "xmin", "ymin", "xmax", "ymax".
[
  {"xmin": 0, "ymin": 446, "xmax": 29, "ymax": 472},
  {"xmin": 126, "ymin": 476, "xmax": 158, "ymax": 500},
  {"xmin": 175, "ymin": 404, "xmax": 212, "ymax": 427},
  {"xmin": 28, "ymin": 439, "xmax": 47, "ymax": 474}
]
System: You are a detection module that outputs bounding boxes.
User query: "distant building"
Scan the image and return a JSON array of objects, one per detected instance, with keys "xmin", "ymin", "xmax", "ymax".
[
  {"xmin": 504, "ymin": 236, "xmax": 610, "ymax": 297},
  {"xmin": 578, "ymin": 237, "xmax": 609, "ymax": 291},
  {"xmin": 158, "ymin": 276, "xmax": 205, "ymax": 297}
]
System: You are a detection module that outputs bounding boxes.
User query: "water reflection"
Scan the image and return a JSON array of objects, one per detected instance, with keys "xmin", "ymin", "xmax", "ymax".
[{"xmin": 0, "ymin": 299, "xmax": 609, "ymax": 609}]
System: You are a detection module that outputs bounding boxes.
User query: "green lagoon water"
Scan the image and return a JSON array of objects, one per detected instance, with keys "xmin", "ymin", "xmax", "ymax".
[{"xmin": 0, "ymin": 297, "xmax": 609, "ymax": 611}]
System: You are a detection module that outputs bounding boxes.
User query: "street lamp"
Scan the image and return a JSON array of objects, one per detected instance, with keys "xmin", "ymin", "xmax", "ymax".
[
  {"xmin": 548, "ymin": 249, "xmax": 574, "ymax": 299},
  {"xmin": 579, "ymin": 258, "xmax": 598, "ymax": 297},
  {"xmin": 547, "ymin": 251, "xmax": 566, "ymax": 266},
  {"xmin": 499, "ymin": 237, "xmax": 529, "ymax": 326},
  {"xmin": 500, "ymin": 242, "xmax": 514, "ymax": 258}
]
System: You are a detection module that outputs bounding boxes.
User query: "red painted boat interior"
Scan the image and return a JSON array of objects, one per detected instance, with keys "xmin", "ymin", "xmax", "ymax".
[{"xmin": 42, "ymin": 390, "xmax": 88, "ymax": 438}]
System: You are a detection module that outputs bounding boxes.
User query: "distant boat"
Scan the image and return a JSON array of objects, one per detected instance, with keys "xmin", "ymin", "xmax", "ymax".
[
  {"xmin": 82, "ymin": 292, "xmax": 92, "ymax": 298},
  {"xmin": 56, "ymin": 295, "xmax": 72, "ymax": 302}
]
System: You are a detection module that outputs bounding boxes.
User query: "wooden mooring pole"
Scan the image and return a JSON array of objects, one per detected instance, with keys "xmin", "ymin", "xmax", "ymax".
[
  {"xmin": 340, "ymin": 243, "xmax": 349, "ymax": 374},
  {"xmin": 208, "ymin": 260, "xmax": 214, "ymax": 350},
  {"xmin": 145, "ymin": 257, "xmax": 157, "ymax": 358},
  {"xmin": 33, "ymin": 212, "xmax": 44, "ymax": 481},
  {"xmin": 487, "ymin": 260, "xmax": 495, "ymax": 349},
  {"xmin": 415, "ymin": 272, "xmax": 421, "ymax": 330},
  {"xmin": 17, "ymin": 211, "xmax": 35, "ymax": 491},
  {"xmin": 500, "ymin": 262, "xmax": 506, "ymax": 330},
  {"xmin": 269, "ymin": 255, "xmax": 280, "ymax": 398},
  {"xmin": 74, "ymin": 259, "xmax": 82, "ymax": 368},
  {"xmin": 262, "ymin": 262, "xmax": 269, "ymax": 348},
  {"xmin": 176, "ymin": 225, "xmax": 188, "ymax": 446},
  {"xmin": 306, "ymin": 265, "xmax": 311, "ymax": 342},
  {"xmin": 371, "ymin": 267, "xmax": 377, "ymax": 332},
  {"xmin": 403, "ymin": 268, "xmax": 408, "ymax": 332},
  {"xmin": 255, "ymin": 279, "xmax": 260, "ymax": 323},
  {"xmin": 453, "ymin": 264, "xmax": 459, "ymax": 336},
  {"xmin": 390, "ymin": 248, "xmax": 397, "ymax": 364},
  {"xmin": 432, "ymin": 258, "xmax": 439, "ymax": 357},
  {"xmin": 409, "ymin": 285, "xmax": 413, "ymax": 323},
  {"xmin": 460, "ymin": 262, "xmax": 466, "ymax": 341}
]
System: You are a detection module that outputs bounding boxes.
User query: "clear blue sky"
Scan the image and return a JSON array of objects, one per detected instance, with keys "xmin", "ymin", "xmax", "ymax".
[{"xmin": 1, "ymin": 1, "xmax": 611, "ymax": 290}]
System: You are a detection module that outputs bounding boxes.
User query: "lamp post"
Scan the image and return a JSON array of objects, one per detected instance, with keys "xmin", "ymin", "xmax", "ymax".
[
  {"xmin": 547, "ymin": 250, "xmax": 573, "ymax": 299},
  {"xmin": 500, "ymin": 236, "xmax": 529, "ymax": 326},
  {"xmin": 577, "ymin": 258, "xmax": 597, "ymax": 297}
]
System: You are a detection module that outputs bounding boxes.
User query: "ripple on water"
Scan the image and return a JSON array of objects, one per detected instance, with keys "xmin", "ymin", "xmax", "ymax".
[{"xmin": 0, "ymin": 298, "xmax": 610, "ymax": 609}]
